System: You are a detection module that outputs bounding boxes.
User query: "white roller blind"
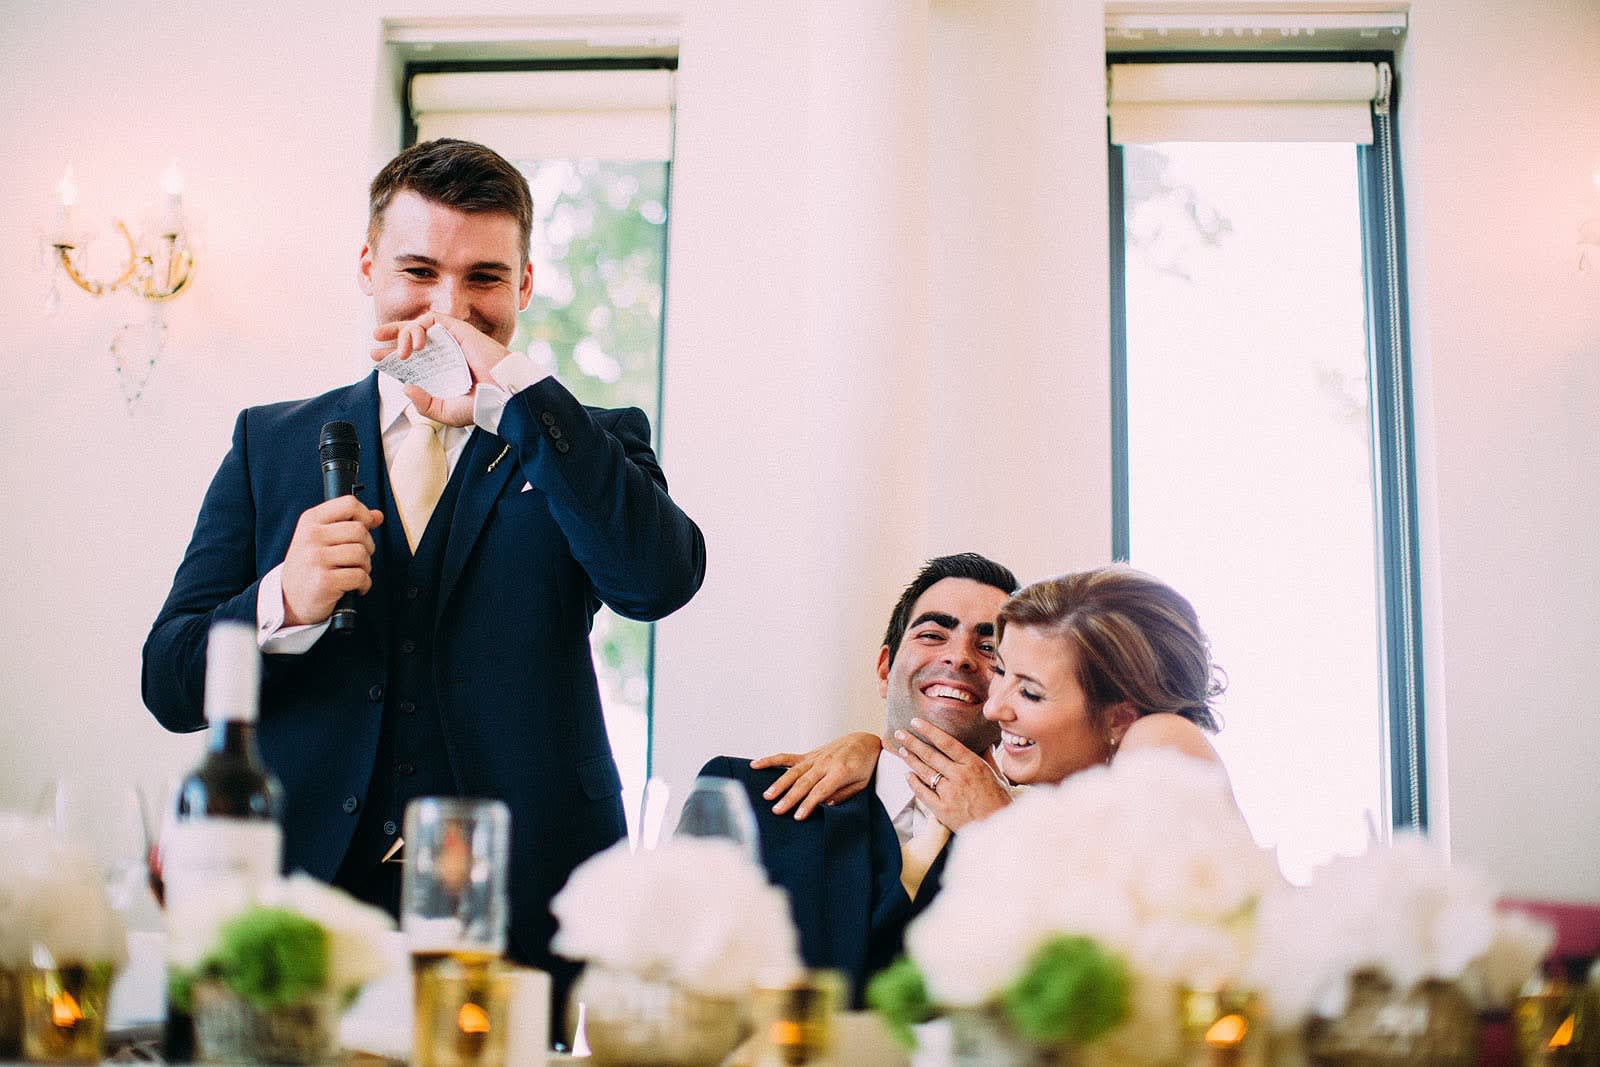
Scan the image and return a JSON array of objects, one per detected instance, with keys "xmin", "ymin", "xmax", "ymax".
[
  {"xmin": 1108, "ymin": 62, "xmax": 1381, "ymax": 144},
  {"xmin": 411, "ymin": 69, "xmax": 675, "ymax": 161}
]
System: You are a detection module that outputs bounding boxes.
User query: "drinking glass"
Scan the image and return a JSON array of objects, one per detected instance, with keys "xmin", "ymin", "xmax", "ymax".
[
  {"xmin": 401, "ymin": 797, "xmax": 511, "ymax": 956},
  {"xmin": 673, "ymin": 776, "xmax": 761, "ymax": 861},
  {"xmin": 35, "ymin": 777, "xmax": 151, "ymax": 915},
  {"xmin": 401, "ymin": 798, "xmax": 511, "ymax": 1067}
]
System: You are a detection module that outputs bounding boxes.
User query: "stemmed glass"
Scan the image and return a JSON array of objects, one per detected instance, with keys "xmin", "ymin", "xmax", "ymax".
[
  {"xmin": 673, "ymin": 776, "xmax": 761, "ymax": 862},
  {"xmin": 35, "ymin": 776, "xmax": 153, "ymax": 916}
]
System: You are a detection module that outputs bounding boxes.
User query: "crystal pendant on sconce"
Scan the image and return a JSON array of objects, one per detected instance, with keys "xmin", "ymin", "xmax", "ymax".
[
  {"xmin": 109, "ymin": 314, "xmax": 165, "ymax": 414},
  {"xmin": 42, "ymin": 279, "xmax": 61, "ymax": 316}
]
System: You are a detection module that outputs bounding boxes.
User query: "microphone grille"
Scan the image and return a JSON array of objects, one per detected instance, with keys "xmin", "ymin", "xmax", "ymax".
[{"xmin": 319, "ymin": 420, "xmax": 359, "ymax": 463}]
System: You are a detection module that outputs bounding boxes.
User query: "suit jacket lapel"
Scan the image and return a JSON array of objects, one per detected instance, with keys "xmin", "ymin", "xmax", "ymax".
[
  {"xmin": 820, "ymin": 781, "xmax": 875, "ymax": 984},
  {"xmin": 437, "ymin": 431, "xmax": 518, "ymax": 612},
  {"xmin": 342, "ymin": 373, "xmax": 385, "ymax": 526},
  {"xmin": 339, "ymin": 373, "xmax": 389, "ymax": 659}
]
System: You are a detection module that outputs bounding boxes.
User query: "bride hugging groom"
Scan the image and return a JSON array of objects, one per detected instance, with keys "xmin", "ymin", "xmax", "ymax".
[{"xmin": 699, "ymin": 552, "xmax": 1232, "ymax": 1005}]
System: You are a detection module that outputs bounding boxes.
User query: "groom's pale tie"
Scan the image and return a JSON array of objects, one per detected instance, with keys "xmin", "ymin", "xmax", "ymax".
[
  {"xmin": 391, "ymin": 404, "xmax": 447, "ymax": 552},
  {"xmin": 899, "ymin": 813, "xmax": 950, "ymax": 900}
]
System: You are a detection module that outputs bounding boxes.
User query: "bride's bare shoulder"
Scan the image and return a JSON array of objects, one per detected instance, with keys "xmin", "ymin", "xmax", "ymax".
[{"xmin": 1121, "ymin": 712, "xmax": 1221, "ymax": 764}]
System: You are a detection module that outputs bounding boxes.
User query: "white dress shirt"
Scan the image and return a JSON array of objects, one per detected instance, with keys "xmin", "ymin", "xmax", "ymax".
[
  {"xmin": 256, "ymin": 353, "xmax": 546, "ymax": 653},
  {"xmin": 875, "ymin": 746, "xmax": 938, "ymax": 846}
]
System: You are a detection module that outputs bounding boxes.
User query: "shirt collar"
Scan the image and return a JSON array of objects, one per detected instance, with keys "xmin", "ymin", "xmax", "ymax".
[
  {"xmin": 377, "ymin": 369, "xmax": 409, "ymax": 434},
  {"xmin": 874, "ymin": 745, "xmax": 915, "ymax": 821}
]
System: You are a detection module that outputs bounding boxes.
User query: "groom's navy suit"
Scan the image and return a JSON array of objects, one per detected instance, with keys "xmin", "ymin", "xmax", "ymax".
[
  {"xmin": 144, "ymin": 370, "xmax": 705, "ymax": 987},
  {"xmin": 698, "ymin": 756, "xmax": 949, "ymax": 1006}
]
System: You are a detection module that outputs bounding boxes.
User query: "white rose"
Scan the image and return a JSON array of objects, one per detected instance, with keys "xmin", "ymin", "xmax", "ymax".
[{"xmin": 551, "ymin": 839, "xmax": 801, "ymax": 998}]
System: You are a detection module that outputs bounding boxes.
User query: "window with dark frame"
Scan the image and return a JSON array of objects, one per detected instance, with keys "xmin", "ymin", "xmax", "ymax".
[
  {"xmin": 1107, "ymin": 53, "xmax": 1423, "ymax": 880},
  {"xmin": 404, "ymin": 58, "xmax": 677, "ymax": 841}
]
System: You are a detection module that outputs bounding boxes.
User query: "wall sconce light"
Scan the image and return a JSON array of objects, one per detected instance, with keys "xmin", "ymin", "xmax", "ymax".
[
  {"xmin": 43, "ymin": 160, "xmax": 197, "ymax": 410},
  {"xmin": 48, "ymin": 160, "xmax": 195, "ymax": 306}
]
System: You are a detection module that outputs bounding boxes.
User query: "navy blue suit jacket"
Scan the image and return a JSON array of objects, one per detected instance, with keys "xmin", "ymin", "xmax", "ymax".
[
  {"xmin": 143, "ymin": 371, "xmax": 706, "ymax": 971},
  {"xmin": 699, "ymin": 756, "xmax": 949, "ymax": 1006}
]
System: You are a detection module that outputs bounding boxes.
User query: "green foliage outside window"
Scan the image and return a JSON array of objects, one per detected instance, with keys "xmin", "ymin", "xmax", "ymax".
[{"xmin": 513, "ymin": 159, "xmax": 670, "ymax": 804}]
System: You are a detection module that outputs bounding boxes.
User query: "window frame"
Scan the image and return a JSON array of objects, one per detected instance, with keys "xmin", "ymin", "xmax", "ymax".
[
  {"xmin": 402, "ymin": 56, "xmax": 678, "ymax": 780},
  {"xmin": 1105, "ymin": 49, "xmax": 1427, "ymax": 832}
]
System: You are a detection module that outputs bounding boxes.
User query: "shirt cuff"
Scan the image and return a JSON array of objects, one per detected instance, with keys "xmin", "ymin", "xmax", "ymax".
[
  {"xmin": 257, "ymin": 564, "xmax": 331, "ymax": 654},
  {"xmin": 473, "ymin": 351, "xmax": 550, "ymax": 435}
]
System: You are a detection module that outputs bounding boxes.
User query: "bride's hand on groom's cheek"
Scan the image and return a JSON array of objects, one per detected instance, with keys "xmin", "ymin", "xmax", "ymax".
[{"xmin": 897, "ymin": 719, "xmax": 1012, "ymax": 831}]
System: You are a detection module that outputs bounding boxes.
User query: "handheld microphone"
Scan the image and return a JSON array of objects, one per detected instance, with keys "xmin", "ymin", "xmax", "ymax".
[{"xmin": 318, "ymin": 421, "xmax": 361, "ymax": 634}]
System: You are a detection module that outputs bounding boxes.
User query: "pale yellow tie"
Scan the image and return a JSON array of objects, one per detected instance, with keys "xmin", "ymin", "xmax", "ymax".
[
  {"xmin": 899, "ymin": 811, "xmax": 951, "ymax": 900},
  {"xmin": 391, "ymin": 405, "xmax": 447, "ymax": 552}
]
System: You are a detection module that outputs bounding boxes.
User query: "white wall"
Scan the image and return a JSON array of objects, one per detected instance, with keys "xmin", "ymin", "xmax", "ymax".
[
  {"xmin": 1, "ymin": 0, "xmax": 1595, "ymax": 901},
  {"xmin": 1400, "ymin": 0, "xmax": 1600, "ymax": 900}
]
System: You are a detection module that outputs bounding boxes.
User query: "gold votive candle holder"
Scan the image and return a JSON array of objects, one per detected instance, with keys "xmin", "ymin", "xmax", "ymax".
[
  {"xmin": 1178, "ymin": 986, "xmax": 1266, "ymax": 1067},
  {"xmin": 1514, "ymin": 973, "xmax": 1587, "ymax": 1066},
  {"xmin": 20, "ymin": 961, "xmax": 116, "ymax": 1064},
  {"xmin": 750, "ymin": 969, "xmax": 845, "ymax": 1066},
  {"xmin": 0, "ymin": 966, "xmax": 21, "ymax": 1059},
  {"xmin": 415, "ymin": 955, "xmax": 511, "ymax": 1067}
]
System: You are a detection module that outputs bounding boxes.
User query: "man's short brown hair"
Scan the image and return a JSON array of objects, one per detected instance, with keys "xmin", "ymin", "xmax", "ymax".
[{"xmin": 368, "ymin": 139, "xmax": 533, "ymax": 265}]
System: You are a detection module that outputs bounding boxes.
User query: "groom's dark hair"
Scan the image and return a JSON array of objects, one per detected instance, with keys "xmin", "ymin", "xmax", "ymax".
[{"xmin": 881, "ymin": 552, "xmax": 1018, "ymax": 667}]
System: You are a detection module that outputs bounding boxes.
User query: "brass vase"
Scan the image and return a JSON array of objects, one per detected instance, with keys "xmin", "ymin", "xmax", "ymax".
[
  {"xmin": 947, "ymin": 1008, "xmax": 1076, "ymax": 1067},
  {"xmin": 190, "ymin": 980, "xmax": 339, "ymax": 1065},
  {"xmin": 1303, "ymin": 969, "xmax": 1478, "ymax": 1066},
  {"xmin": 572, "ymin": 964, "xmax": 746, "ymax": 1067}
]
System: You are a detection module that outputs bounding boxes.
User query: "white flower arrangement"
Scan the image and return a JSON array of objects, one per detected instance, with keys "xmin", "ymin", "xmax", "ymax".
[
  {"xmin": 1243, "ymin": 834, "xmax": 1554, "ymax": 1026},
  {"xmin": 267, "ymin": 874, "xmax": 397, "ymax": 999},
  {"xmin": 0, "ymin": 814, "xmax": 128, "ymax": 970},
  {"xmin": 551, "ymin": 837, "xmax": 802, "ymax": 999},
  {"xmin": 894, "ymin": 750, "xmax": 1279, "ymax": 1065},
  {"xmin": 167, "ymin": 873, "xmax": 395, "ymax": 1010}
]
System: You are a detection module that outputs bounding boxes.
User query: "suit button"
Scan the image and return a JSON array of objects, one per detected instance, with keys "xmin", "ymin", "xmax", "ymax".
[
  {"xmin": 382, "ymin": 820, "xmax": 398, "ymax": 836},
  {"xmin": 342, "ymin": 796, "xmax": 359, "ymax": 815},
  {"xmin": 397, "ymin": 762, "xmax": 416, "ymax": 776},
  {"xmin": 406, "ymin": 585, "xmax": 420, "ymax": 600},
  {"xmin": 368, "ymin": 684, "xmax": 384, "ymax": 702},
  {"xmin": 400, "ymin": 639, "xmax": 417, "ymax": 654},
  {"xmin": 547, "ymin": 425, "xmax": 562, "ymax": 440},
  {"xmin": 555, "ymin": 440, "xmax": 570, "ymax": 454},
  {"xmin": 399, "ymin": 700, "xmax": 416, "ymax": 714},
  {"xmin": 540, "ymin": 411, "xmax": 556, "ymax": 426}
]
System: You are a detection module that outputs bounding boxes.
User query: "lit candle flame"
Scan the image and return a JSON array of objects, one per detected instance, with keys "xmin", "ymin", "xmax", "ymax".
[
  {"xmin": 1204, "ymin": 1013, "xmax": 1247, "ymax": 1048},
  {"xmin": 50, "ymin": 991, "xmax": 83, "ymax": 1028},
  {"xmin": 456, "ymin": 1002, "xmax": 491, "ymax": 1035},
  {"xmin": 161, "ymin": 158, "xmax": 185, "ymax": 198},
  {"xmin": 58, "ymin": 166, "xmax": 79, "ymax": 208},
  {"xmin": 1547, "ymin": 1014, "xmax": 1575, "ymax": 1049}
]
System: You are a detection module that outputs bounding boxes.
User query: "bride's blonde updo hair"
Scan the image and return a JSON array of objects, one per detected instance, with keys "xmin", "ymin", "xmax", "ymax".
[{"xmin": 996, "ymin": 565, "xmax": 1223, "ymax": 733}]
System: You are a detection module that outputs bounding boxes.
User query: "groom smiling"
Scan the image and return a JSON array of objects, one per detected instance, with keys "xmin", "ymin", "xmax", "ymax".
[{"xmin": 698, "ymin": 552, "xmax": 1017, "ymax": 1004}]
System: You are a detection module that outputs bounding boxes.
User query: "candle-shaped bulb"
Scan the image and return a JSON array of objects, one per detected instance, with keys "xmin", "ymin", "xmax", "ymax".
[
  {"xmin": 161, "ymin": 158, "xmax": 185, "ymax": 197},
  {"xmin": 54, "ymin": 165, "xmax": 79, "ymax": 245},
  {"xmin": 160, "ymin": 158, "xmax": 185, "ymax": 235}
]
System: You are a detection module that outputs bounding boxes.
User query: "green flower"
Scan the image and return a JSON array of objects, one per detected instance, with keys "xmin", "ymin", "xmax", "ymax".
[
  {"xmin": 867, "ymin": 957, "xmax": 934, "ymax": 1049},
  {"xmin": 1001, "ymin": 935, "xmax": 1131, "ymax": 1046}
]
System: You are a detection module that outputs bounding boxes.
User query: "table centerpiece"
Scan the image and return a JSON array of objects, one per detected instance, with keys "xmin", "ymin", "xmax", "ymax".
[
  {"xmin": 167, "ymin": 872, "xmax": 394, "ymax": 1064},
  {"xmin": 551, "ymin": 836, "xmax": 803, "ymax": 1067},
  {"xmin": 872, "ymin": 750, "xmax": 1282, "ymax": 1066}
]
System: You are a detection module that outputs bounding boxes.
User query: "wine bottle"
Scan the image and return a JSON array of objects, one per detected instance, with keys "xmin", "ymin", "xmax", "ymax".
[{"xmin": 160, "ymin": 620, "xmax": 284, "ymax": 1062}]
